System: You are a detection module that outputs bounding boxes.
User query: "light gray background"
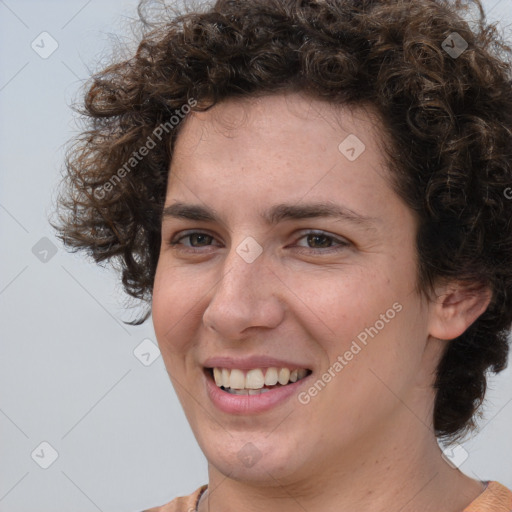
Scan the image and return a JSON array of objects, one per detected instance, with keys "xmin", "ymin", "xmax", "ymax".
[{"xmin": 0, "ymin": 1, "xmax": 511, "ymax": 511}]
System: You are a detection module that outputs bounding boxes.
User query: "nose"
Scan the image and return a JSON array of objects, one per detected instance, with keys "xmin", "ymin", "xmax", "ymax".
[{"xmin": 202, "ymin": 242, "xmax": 285, "ymax": 338}]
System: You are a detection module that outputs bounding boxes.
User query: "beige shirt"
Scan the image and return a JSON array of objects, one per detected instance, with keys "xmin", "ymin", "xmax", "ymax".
[{"xmin": 143, "ymin": 481, "xmax": 512, "ymax": 512}]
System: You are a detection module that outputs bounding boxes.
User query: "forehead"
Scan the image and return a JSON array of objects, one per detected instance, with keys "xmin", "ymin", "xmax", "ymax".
[
  {"xmin": 173, "ymin": 93, "xmax": 384, "ymax": 155},
  {"xmin": 165, "ymin": 93, "xmax": 403, "ymax": 226}
]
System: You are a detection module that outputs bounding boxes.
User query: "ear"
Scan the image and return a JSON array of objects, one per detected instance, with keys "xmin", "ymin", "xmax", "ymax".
[{"xmin": 428, "ymin": 281, "xmax": 492, "ymax": 341}]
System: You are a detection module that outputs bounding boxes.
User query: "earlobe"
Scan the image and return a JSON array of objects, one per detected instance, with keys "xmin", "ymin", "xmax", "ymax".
[{"xmin": 428, "ymin": 282, "xmax": 492, "ymax": 341}]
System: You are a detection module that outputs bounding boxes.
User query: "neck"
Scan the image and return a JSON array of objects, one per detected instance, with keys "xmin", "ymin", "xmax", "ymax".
[{"xmin": 198, "ymin": 414, "xmax": 484, "ymax": 512}]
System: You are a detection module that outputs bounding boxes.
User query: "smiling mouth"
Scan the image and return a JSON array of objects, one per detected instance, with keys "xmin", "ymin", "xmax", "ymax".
[{"xmin": 206, "ymin": 367, "xmax": 313, "ymax": 395}]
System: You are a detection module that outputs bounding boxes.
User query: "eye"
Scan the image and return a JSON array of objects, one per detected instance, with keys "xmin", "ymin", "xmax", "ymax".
[
  {"xmin": 181, "ymin": 233, "xmax": 214, "ymax": 247},
  {"xmin": 167, "ymin": 229, "xmax": 350, "ymax": 255},
  {"xmin": 293, "ymin": 230, "xmax": 350, "ymax": 253},
  {"xmin": 168, "ymin": 231, "xmax": 221, "ymax": 253}
]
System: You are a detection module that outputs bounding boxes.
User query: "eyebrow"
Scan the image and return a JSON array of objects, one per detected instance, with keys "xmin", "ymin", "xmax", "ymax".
[{"xmin": 161, "ymin": 201, "xmax": 378, "ymax": 230}]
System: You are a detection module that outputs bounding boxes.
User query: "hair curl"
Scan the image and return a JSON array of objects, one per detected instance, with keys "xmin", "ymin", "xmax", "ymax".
[{"xmin": 52, "ymin": 0, "xmax": 512, "ymax": 442}]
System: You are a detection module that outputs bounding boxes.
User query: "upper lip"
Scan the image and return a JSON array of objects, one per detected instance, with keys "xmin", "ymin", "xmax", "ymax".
[{"xmin": 202, "ymin": 355, "xmax": 312, "ymax": 370}]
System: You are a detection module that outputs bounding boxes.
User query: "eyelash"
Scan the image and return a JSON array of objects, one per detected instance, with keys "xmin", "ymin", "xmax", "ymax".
[{"xmin": 168, "ymin": 230, "xmax": 350, "ymax": 255}]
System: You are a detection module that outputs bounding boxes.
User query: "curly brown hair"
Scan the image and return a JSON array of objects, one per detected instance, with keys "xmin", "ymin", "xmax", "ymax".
[{"xmin": 52, "ymin": 0, "xmax": 512, "ymax": 442}]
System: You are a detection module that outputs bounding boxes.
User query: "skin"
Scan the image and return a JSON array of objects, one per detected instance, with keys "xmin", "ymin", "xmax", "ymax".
[{"xmin": 151, "ymin": 93, "xmax": 490, "ymax": 512}]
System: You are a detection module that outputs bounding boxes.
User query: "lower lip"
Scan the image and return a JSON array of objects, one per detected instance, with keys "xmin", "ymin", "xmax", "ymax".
[{"xmin": 204, "ymin": 370, "xmax": 311, "ymax": 414}]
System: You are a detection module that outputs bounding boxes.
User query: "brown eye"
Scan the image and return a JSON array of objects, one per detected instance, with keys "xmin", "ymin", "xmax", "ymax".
[
  {"xmin": 294, "ymin": 230, "xmax": 350, "ymax": 254},
  {"xmin": 186, "ymin": 233, "xmax": 214, "ymax": 247},
  {"xmin": 169, "ymin": 231, "xmax": 221, "ymax": 252},
  {"xmin": 306, "ymin": 233, "xmax": 334, "ymax": 249}
]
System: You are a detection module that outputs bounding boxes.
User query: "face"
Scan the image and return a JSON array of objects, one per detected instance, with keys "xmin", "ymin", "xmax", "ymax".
[{"xmin": 152, "ymin": 93, "xmax": 434, "ymax": 485}]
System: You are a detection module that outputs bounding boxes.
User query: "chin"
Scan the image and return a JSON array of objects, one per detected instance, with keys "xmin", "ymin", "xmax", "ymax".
[{"xmin": 199, "ymin": 430, "xmax": 311, "ymax": 484}]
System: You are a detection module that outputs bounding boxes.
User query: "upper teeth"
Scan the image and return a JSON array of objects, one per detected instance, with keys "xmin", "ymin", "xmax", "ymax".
[{"xmin": 212, "ymin": 367, "xmax": 309, "ymax": 390}]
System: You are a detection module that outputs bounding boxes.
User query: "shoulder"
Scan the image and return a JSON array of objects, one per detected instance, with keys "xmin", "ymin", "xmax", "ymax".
[
  {"xmin": 463, "ymin": 481, "xmax": 512, "ymax": 512},
  {"xmin": 142, "ymin": 484, "xmax": 208, "ymax": 512}
]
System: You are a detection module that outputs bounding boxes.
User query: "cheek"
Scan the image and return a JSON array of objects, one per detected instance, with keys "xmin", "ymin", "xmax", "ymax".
[
  {"xmin": 292, "ymin": 263, "xmax": 424, "ymax": 380},
  {"xmin": 283, "ymin": 265, "xmax": 398, "ymax": 348},
  {"xmin": 151, "ymin": 260, "xmax": 202, "ymax": 356},
  {"xmin": 302, "ymin": 283, "xmax": 426, "ymax": 438}
]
